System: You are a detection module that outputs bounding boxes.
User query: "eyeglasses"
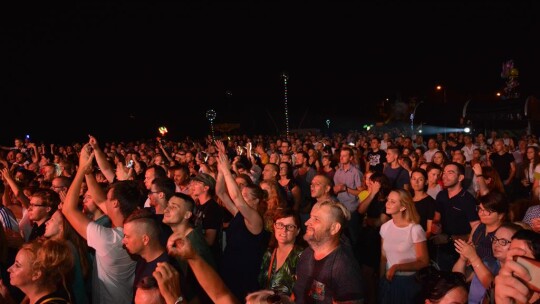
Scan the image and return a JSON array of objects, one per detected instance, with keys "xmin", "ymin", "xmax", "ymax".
[
  {"xmin": 29, "ymin": 203, "xmax": 47, "ymax": 209},
  {"xmin": 491, "ymin": 235, "xmax": 511, "ymax": 246},
  {"xmin": 476, "ymin": 206, "xmax": 494, "ymax": 216},
  {"xmin": 148, "ymin": 191, "xmax": 162, "ymax": 196},
  {"xmin": 274, "ymin": 222, "xmax": 297, "ymax": 232}
]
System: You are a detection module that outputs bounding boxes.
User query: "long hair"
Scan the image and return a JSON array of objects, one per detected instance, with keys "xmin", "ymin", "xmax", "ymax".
[
  {"xmin": 59, "ymin": 212, "xmax": 91, "ymax": 279},
  {"xmin": 22, "ymin": 239, "xmax": 74, "ymax": 297},
  {"xmin": 370, "ymin": 172, "xmax": 392, "ymax": 202},
  {"xmin": 481, "ymin": 166, "xmax": 505, "ymax": 194},
  {"xmin": 523, "ymin": 146, "xmax": 540, "ymax": 178},
  {"xmin": 391, "ymin": 189, "xmax": 420, "ymax": 224}
]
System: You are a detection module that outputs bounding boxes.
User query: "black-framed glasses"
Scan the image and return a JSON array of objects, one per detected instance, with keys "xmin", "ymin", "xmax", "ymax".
[
  {"xmin": 274, "ymin": 222, "xmax": 297, "ymax": 232},
  {"xmin": 491, "ymin": 235, "xmax": 511, "ymax": 246},
  {"xmin": 476, "ymin": 206, "xmax": 494, "ymax": 216}
]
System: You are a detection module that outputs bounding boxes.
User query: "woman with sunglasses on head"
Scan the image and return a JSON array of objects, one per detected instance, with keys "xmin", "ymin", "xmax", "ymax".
[
  {"xmin": 453, "ymin": 222, "xmax": 522, "ymax": 304},
  {"xmin": 258, "ymin": 209, "xmax": 304, "ymax": 297}
]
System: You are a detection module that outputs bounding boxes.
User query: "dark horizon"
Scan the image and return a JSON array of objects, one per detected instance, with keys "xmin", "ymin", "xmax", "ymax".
[{"xmin": 3, "ymin": 1, "xmax": 539, "ymax": 144}]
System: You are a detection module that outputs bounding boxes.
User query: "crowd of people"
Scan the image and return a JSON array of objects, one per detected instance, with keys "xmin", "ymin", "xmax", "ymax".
[{"xmin": 0, "ymin": 128, "xmax": 539, "ymax": 303}]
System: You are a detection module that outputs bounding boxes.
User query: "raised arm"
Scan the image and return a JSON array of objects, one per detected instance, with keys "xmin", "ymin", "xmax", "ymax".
[
  {"xmin": 166, "ymin": 233, "xmax": 239, "ymax": 304},
  {"xmin": 472, "ymin": 163, "xmax": 489, "ymax": 196},
  {"xmin": 61, "ymin": 143, "xmax": 94, "ymax": 239},
  {"xmin": 85, "ymin": 170, "xmax": 107, "ymax": 212},
  {"xmin": 88, "ymin": 135, "xmax": 115, "ymax": 183},
  {"xmin": 217, "ymin": 151, "xmax": 263, "ymax": 235},
  {"xmin": 27, "ymin": 143, "xmax": 39, "ymax": 164},
  {"xmin": 1, "ymin": 168, "xmax": 30, "ymax": 209},
  {"xmin": 358, "ymin": 181, "xmax": 379, "ymax": 214},
  {"xmin": 214, "ymin": 140, "xmax": 238, "ymax": 215},
  {"xmin": 157, "ymin": 138, "xmax": 174, "ymax": 163}
]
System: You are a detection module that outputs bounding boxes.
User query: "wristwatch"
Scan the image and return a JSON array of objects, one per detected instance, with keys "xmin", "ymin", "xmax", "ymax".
[{"xmin": 174, "ymin": 296, "xmax": 184, "ymax": 304}]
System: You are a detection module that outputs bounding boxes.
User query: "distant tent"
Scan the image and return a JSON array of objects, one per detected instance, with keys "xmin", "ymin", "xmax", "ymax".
[{"xmin": 461, "ymin": 95, "xmax": 540, "ymax": 134}]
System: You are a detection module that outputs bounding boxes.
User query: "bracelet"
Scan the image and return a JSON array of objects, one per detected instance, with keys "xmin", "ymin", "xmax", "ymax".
[
  {"xmin": 471, "ymin": 259, "xmax": 482, "ymax": 268},
  {"xmin": 475, "ymin": 174, "xmax": 483, "ymax": 177}
]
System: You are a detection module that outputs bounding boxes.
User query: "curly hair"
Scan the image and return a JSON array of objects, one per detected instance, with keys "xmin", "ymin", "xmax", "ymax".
[{"xmin": 22, "ymin": 239, "xmax": 74, "ymax": 294}]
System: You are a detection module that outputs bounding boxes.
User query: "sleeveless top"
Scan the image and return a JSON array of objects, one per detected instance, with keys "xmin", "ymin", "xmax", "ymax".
[
  {"xmin": 472, "ymin": 223, "xmax": 497, "ymax": 260},
  {"xmin": 220, "ymin": 212, "xmax": 269, "ymax": 300}
]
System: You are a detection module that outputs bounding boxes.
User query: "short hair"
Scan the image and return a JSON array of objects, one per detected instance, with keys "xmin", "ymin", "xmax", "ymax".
[
  {"xmin": 478, "ymin": 191, "xmax": 509, "ymax": 217},
  {"xmin": 53, "ymin": 176, "xmax": 72, "ymax": 188},
  {"xmin": 170, "ymin": 192, "xmax": 195, "ymax": 213},
  {"xmin": 147, "ymin": 165, "xmax": 167, "ymax": 179},
  {"xmin": 340, "ymin": 146, "xmax": 353, "ymax": 157},
  {"xmin": 109, "ymin": 180, "xmax": 146, "ymax": 218},
  {"xmin": 416, "ymin": 266, "xmax": 467, "ymax": 303},
  {"xmin": 264, "ymin": 163, "xmax": 279, "ymax": 178},
  {"xmin": 32, "ymin": 189, "xmax": 61, "ymax": 216},
  {"xmin": 171, "ymin": 164, "xmax": 190, "ymax": 176},
  {"xmin": 317, "ymin": 200, "xmax": 351, "ymax": 232},
  {"xmin": 152, "ymin": 177, "xmax": 176, "ymax": 200},
  {"xmin": 124, "ymin": 209, "xmax": 160, "ymax": 240},
  {"xmin": 498, "ymin": 222, "xmax": 523, "ymax": 235},
  {"xmin": 387, "ymin": 145, "xmax": 400, "ymax": 155},
  {"xmin": 136, "ymin": 276, "xmax": 165, "ymax": 304},
  {"xmin": 425, "ymin": 163, "xmax": 442, "ymax": 174},
  {"xmin": 512, "ymin": 229, "xmax": 540, "ymax": 260},
  {"xmin": 137, "ymin": 275, "xmax": 159, "ymax": 290},
  {"xmin": 445, "ymin": 162, "xmax": 465, "ymax": 176}
]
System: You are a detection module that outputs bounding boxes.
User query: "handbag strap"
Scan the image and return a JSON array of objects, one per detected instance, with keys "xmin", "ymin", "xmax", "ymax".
[
  {"xmin": 40, "ymin": 297, "xmax": 68, "ymax": 304},
  {"xmin": 266, "ymin": 248, "xmax": 277, "ymax": 288}
]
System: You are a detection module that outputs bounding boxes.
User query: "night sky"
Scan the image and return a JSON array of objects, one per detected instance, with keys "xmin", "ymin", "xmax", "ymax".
[{"xmin": 2, "ymin": 1, "xmax": 539, "ymax": 144}]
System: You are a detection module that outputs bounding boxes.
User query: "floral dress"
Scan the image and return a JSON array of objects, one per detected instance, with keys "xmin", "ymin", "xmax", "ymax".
[{"xmin": 258, "ymin": 245, "xmax": 304, "ymax": 295}]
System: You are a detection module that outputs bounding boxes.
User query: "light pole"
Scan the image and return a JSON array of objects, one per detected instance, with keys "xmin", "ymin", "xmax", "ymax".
[
  {"xmin": 410, "ymin": 101, "xmax": 424, "ymax": 137},
  {"xmin": 436, "ymin": 85, "xmax": 447, "ymax": 138}
]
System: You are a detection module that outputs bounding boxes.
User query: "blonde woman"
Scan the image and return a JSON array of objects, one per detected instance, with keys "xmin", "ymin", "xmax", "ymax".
[
  {"xmin": 379, "ymin": 189, "xmax": 429, "ymax": 304},
  {"xmin": 0, "ymin": 239, "xmax": 74, "ymax": 304}
]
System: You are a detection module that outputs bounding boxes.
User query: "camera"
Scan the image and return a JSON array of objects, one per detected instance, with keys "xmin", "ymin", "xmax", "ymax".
[{"xmin": 126, "ymin": 160, "xmax": 134, "ymax": 168}]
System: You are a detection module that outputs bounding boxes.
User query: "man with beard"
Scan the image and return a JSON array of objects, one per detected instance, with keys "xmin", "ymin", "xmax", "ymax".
[{"xmin": 292, "ymin": 200, "xmax": 364, "ymax": 303}]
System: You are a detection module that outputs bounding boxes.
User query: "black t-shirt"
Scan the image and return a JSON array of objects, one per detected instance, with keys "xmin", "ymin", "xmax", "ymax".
[
  {"xmin": 414, "ymin": 195, "xmax": 436, "ymax": 232},
  {"xmin": 133, "ymin": 251, "xmax": 178, "ymax": 299},
  {"xmin": 435, "ymin": 188, "xmax": 479, "ymax": 236},
  {"xmin": 193, "ymin": 199, "xmax": 224, "ymax": 260},
  {"xmin": 366, "ymin": 150, "xmax": 386, "ymax": 173},
  {"xmin": 294, "ymin": 245, "xmax": 364, "ymax": 303},
  {"xmin": 28, "ymin": 219, "xmax": 49, "ymax": 241},
  {"xmin": 490, "ymin": 152, "xmax": 515, "ymax": 181}
]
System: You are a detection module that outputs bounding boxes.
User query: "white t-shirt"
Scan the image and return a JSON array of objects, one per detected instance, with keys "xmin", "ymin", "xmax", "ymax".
[
  {"xmin": 87, "ymin": 222, "xmax": 136, "ymax": 304},
  {"xmin": 424, "ymin": 149, "xmax": 439, "ymax": 163},
  {"xmin": 380, "ymin": 220, "xmax": 426, "ymax": 274}
]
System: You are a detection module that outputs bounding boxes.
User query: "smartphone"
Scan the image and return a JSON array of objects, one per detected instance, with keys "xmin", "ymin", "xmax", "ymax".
[
  {"xmin": 514, "ymin": 256, "xmax": 540, "ymax": 292},
  {"xmin": 126, "ymin": 160, "xmax": 134, "ymax": 168}
]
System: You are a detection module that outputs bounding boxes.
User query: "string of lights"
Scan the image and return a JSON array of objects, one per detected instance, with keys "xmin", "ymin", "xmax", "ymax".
[{"xmin": 282, "ymin": 72, "xmax": 290, "ymax": 137}]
